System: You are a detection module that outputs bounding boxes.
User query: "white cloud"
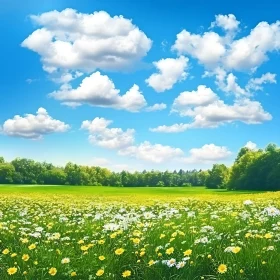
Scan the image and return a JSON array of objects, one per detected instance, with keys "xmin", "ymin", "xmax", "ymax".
[
  {"xmin": 224, "ymin": 22, "xmax": 280, "ymax": 71},
  {"xmin": 150, "ymin": 123, "xmax": 189, "ymax": 133},
  {"xmin": 52, "ymin": 71, "xmax": 83, "ymax": 84},
  {"xmin": 181, "ymin": 144, "xmax": 232, "ymax": 163},
  {"xmin": 246, "ymin": 72, "xmax": 277, "ymax": 91},
  {"xmin": 49, "ymin": 71, "xmax": 147, "ymax": 112},
  {"xmin": 145, "ymin": 103, "xmax": 167, "ymax": 112},
  {"xmin": 210, "ymin": 14, "xmax": 240, "ymax": 32},
  {"xmin": 172, "ymin": 30, "xmax": 226, "ymax": 67},
  {"xmin": 1, "ymin": 108, "xmax": 69, "ymax": 139},
  {"xmin": 173, "ymin": 16, "xmax": 280, "ymax": 72},
  {"xmin": 172, "ymin": 85, "xmax": 218, "ymax": 112},
  {"xmin": 151, "ymin": 85, "xmax": 272, "ymax": 133},
  {"xmin": 81, "ymin": 117, "xmax": 135, "ymax": 149},
  {"xmin": 244, "ymin": 141, "xmax": 257, "ymax": 150},
  {"xmin": 22, "ymin": 9, "xmax": 152, "ymax": 75},
  {"xmin": 119, "ymin": 141, "xmax": 184, "ymax": 163},
  {"xmin": 145, "ymin": 56, "xmax": 188, "ymax": 92},
  {"xmin": 203, "ymin": 68, "xmax": 248, "ymax": 97}
]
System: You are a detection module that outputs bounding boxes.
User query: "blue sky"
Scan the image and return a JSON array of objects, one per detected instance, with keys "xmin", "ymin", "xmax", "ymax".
[{"xmin": 0, "ymin": 0, "xmax": 279, "ymax": 171}]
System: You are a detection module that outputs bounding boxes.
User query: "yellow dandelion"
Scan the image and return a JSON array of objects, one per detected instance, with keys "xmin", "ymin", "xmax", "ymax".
[
  {"xmin": 232, "ymin": 247, "xmax": 241, "ymax": 254},
  {"xmin": 96, "ymin": 269, "xmax": 104, "ymax": 276},
  {"xmin": 99, "ymin": 255, "xmax": 106, "ymax": 261},
  {"xmin": 49, "ymin": 267, "xmax": 57, "ymax": 276},
  {"xmin": 28, "ymin": 244, "xmax": 36, "ymax": 250},
  {"xmin": 115, "ymin": 248, "xmax": 125, "ymax": 255},
  {"xmin": 2, "ymin": 248, "xmax": 9, "ymax": 255},
  {"xmin": 22, "ymin": 254, "xmax": 30, "ymax": 262},
  {"xmin": 218, "ymin": 264, "xmax": 227, "ymax": 274},
  {"xmin": 71, "ymin": 271, "xmax": 77, "ymax": 277},
  {"xmin": 122, "ymin": 270, "xmax": 131, "ymax": 278},
  {"xmin": 166, "ymin": 247, "xmax": 174, "ymax": 255},
  {"xmin": 184, "ymin": 249, "xmax": 192, "ymax": 256},
  {"xmin": 80, "ymin": 245, "xmax": 89, "ymax": 251},
  {"xmin": 7, "ymin": 267, "xmax": 17, "ymax": 275}
]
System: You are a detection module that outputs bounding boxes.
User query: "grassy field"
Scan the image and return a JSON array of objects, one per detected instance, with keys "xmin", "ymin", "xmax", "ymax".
[
  {"xmin": 0, "ymin": 185, "xmax": 279, "ymax": 279},
  {"xmin": 0, "ymin": 185, "xmax": 263, "ymax": 196}
]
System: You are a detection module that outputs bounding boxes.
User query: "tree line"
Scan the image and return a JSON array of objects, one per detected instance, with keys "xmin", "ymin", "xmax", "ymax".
[
  {"xmin": 0, "ymin": 157, "xmax": 208, "ymax": 187},
  {"xmin": 205, "ymin": 143, "xmax": 280, "ymax": 190},
  {"xmin": 0, "ymin": 143, "xmax": 279, "ymax": 190}
]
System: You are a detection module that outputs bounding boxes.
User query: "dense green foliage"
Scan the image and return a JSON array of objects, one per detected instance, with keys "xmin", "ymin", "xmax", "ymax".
[
  {"xmin": 0, "ymin": 157, "xmax": 207, "ymax": 187},
  {"xmin": 0, "ymin": 143, "xmax": 279, "ymax": 190},
  {"xmin": 205, "ymin": 143, "xmax": 280, "ymax": 190}
]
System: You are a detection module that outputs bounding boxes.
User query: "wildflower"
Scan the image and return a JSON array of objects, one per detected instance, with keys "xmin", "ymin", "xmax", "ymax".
[
  {"xmin": 11, "ymin": 253, "xmax": 17, "ymax": 257},
  {"xmin": 23, "ymin": 271, "xmax": 28, "ymax": 275},
  {"xmin": 71, "ymin": 271, "xmax": 77, "ymax": 277},
  {"xmin": 49, "ymin": 267, "xmax": 57, "ymax": 276},
  {"xmin": 80, "ymin": 245, "xmax": 89, "ymax": 251},
  {"xmin": 176, "ymin": 261, "xmax": 186, "ymax": 269},
  {"xmin": 2, "ymin": 248, "xmax": 9, "ymax": 254},
  {"xmin": 232, "ymin": 247, "xmax": 241, "ymax": 254},
  {"xmin": 264, "ymin": 233, "xmax": 273, "ymax": 239},
  {"xmin": 166, "ymin": 258, "xmax": 176, "ymax": 267},
  {"xmin": 240, "ymin": 269, "xmax": 244, "ymax": 274},
  {"xmin": 22, "ymin": 254, "xmax": 30, "ymax": 261},
  {"xmin": 28, "ymin": 244, "xmax": 36, "ymax": 250},
  {"xmin": 21, "ymin": 238, "xmax": 28, "ymax": 244},
  {"xmin": 166, "ymin": 247, "xmax": 174, "ymax": 255},
  {"xmin": 218, "ymin": 264, "xmax": 227, "ymax": 274},
  {"xmin": 243, "ymin": 200, "xmax": 254, "ymax": 205},
  {"xmin": 7, "ymin": 267, "xmax": 17, "ymax": 275},
  {"xmin": 184, "ymin": 249, "xmax": 192, "ymax": 256},
  {"xmin": 99, "ymin": 256, "xmax": 105, "ymax": 261},
  {"xmin": 160, "ymin": 234, "xmax": 166, "ymax": 239},
  {"xmin": 262, "ymin": 261, "xmax": 267, "ymax": 265},
  {"xmin": 61, "ymin": 258, "xmax": 70, "ymax": 264},
  {"xmin": 96, "ymin": 269, "xmax": 105, "ymax": 276},
  {"xmin": 115, "ymin": 248, "xmax": 125, "ymax": 255},
  {"xmin": 122, "ymin": 270, "xmax": 131, "ymax": 278},
  {"xmin": 132, "ymin": 238, "xmax": 140, "ymax": 245},
  {"xmin": 148, "ymin": 260, "xmax": 155, "ymax": 266}
]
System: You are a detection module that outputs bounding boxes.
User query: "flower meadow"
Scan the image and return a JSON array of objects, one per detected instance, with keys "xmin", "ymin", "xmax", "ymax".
[{"xmin": 1, "ymin": 193, "xmax": 280, "ymax": 279}]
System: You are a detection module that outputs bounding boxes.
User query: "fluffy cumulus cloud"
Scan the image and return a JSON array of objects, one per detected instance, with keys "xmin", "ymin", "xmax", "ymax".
[
  {"xmin": 173, "ymin": 14, "xmax": 280, "ymax": 71},
  {"xmin": 145, "ymin": 56, "xmax": 189, "ymax": 92},
  {"xmin": 181, "ymin": 144, "xmax": 232, "ymax": 163},
  {"xmin": 145, "ymin": 103, "xmax": 167, "ymax": 112},
  {"xmin": 1, "ymin": 108, "xmax": 69, "ymax": 139},
  {"xmin": 151, "ymin": 85, "xmax": 272, "ymax": 133},
  {"xmin": 172, "ymin": 85, "xmax": 218, "ymax": 111},
  {"xmin": 210, "ymin": 14, "xmax": 240, "ymax": 32},
  {"xmin": 119, "ymin": 141, "xmax": 184, "ymax": 163},
  {"xmin": 81, "ymin": 117, "xmax": 135, "ymax": 149},
  {"xmin": 172, "ymin": 31, "xmax": 226, "ymax": 67},
  {"xmin": 244, "ymin": 141, "xmax": 258, "ymax": 150},
  {"xmin": 22, "ymin": 9, "xmax": 152, "ymax": 75},
  {"xmin": 49, "ymin": 71, "xmax": 147, "ymax": 112}
]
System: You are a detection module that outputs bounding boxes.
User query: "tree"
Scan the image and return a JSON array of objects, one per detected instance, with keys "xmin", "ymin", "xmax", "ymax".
[
  {"xmin": 0, "ymin": 163, "xmax": 15, "ymax": 184},
  {"xmin": 206, "ymin": 164, "xmax": 229, "ymax": 189},
  {"xmin": 42, "ymin": 168, "xmax": 67, "ymax": 185}
]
